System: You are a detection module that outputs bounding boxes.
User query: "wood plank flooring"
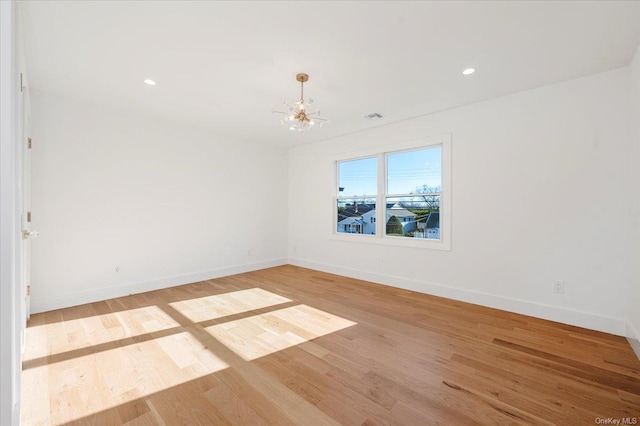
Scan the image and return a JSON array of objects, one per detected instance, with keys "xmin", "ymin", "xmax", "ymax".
[{"xmin": 21, "ymin": 265, "xmax": 640, "ymax": 425}]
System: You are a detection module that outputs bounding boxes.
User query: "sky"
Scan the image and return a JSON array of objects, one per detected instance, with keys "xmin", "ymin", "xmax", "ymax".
[{"xmin": 338, "ymin": 146, "xmax": 441, "ymax": 197}]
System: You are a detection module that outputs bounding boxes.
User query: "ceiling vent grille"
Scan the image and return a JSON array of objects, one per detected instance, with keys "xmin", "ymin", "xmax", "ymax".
[{"xmin": 365, "ymin": 112, "xmax": 383, "ymax": 120}]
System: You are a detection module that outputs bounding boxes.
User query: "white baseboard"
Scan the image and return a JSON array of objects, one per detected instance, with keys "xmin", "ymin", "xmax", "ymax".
[
  {"xmin": 30, "ymin": 258, "xmax": 287, "ymax": 314},
  {"xmin": 31, "ymin": 257, "xmax": 630, "ymax": 340},
  {"xmin": 627, "ymin": 321, "xmax": 640, "ymax": 361},
  {"xmin": 288, "ymin": 257, "xmax": 626, "ymax": 336}
]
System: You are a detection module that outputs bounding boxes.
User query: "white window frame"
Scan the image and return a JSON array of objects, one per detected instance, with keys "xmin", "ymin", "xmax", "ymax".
[{"xmin": 332, "ymin": 133, "xmax": 451, "ymax": 251}]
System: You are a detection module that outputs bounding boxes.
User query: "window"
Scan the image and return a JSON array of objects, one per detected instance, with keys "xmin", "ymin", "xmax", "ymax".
[
  {"xmin": 386, "ymin": 147, "xmax": 441, "ymax": 239},
  {"xmin": 333, "ymin": 133, "xmax": 450, "ymax": 250},
  {"xmin": 336, "ymin": 157, "xmax": 377, "ymax": 235}
]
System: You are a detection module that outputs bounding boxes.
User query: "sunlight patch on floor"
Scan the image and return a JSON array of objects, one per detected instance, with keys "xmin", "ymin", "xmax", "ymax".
[
  {"xmin": 21, "ymin": 288, "xmax": 355, "ymax": 424},
  {"xmin": 21, "ymin": 330, "xmax": 228, "ymax": 425},
  {"xmin": 169, "ymin": 287, "xmax": 291, "ymax": 322},
  {"xmin": 206, "ymin": 304, "xmax": 357, "ymax": 361},
  {"xmin": 22, "ymin": 305, "xmax": 180, "ymax": 362}
]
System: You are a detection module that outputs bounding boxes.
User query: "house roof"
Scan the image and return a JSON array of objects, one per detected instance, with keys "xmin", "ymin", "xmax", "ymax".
[
  {"xmin": 425, "ymin": 212, "xmax": 440, "ymax": 229},
  {"xmin": 386, "ymin": 208, "xmax": 417, "ymax": 218},
  {"xmin": 338, "ymin": 217, "xmax": 364, "ymax": 225},
  {"xmin": 341, "ymin": 204, "xmax": 374, "ymax": 217}
]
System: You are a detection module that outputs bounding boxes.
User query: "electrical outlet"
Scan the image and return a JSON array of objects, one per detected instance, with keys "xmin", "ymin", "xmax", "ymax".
[
  {"xmin": 553, "ymin": 280, "xmax": 564, "ymax": 294},
  {"xmin": 115, "ymin": 265, "xmax": 121, "ymax": 273},
  {"xmin": 376, "ymin": 256, "xmax": 382, "ymax": 265}
]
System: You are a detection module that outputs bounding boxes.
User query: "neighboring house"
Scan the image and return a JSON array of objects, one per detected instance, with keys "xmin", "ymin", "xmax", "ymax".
[
  {"xmin": 338, "ymin": 203, "xmax": 374, "ymax": 234},
  {"xmin": 386, "ymin": 206, "xmax": 417, "ymax": 234},
  {"xmin": 425, "ymin": 212, "xmax": 440, "ymax": 239},
  {"xmin": 417, "ymin": 211, "xmax": 440, "ymax": 239},
  {"xmin": 361, "ymin": 209, "xmax": 376, "ymax": 234},
  {"xmin": 337, "ymin": 203, "xmax": 421, "ymax": 235},
  {"xmin": 337, "ymin": 216, "xmax": 364, "ymax": 233}
]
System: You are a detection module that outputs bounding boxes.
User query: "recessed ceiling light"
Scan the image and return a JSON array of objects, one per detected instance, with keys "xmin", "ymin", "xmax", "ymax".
[
  {"xmin": 462, "ymin": 68, "xmax": 476, "ymax": 75},
  {"xmin": 144, "ymin": 79, "xmax": 157, "ymax": 86}
]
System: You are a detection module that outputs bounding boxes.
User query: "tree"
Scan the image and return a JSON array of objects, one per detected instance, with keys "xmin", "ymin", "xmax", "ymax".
[
  {"xmin": 386, "ymin": 216, "xmax": 404, "ymax": 236},
  {"xmin": 415, "ymin": 184, "xmax": 441, "ymax": 210}
]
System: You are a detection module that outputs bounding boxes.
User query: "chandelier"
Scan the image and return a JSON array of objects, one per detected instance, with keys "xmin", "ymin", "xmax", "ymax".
[{"xmin": 273, "ymin": 73, "xmax": 328, "ymax": 132}]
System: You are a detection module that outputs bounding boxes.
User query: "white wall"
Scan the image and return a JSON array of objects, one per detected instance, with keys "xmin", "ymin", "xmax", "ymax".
[
  {"xmin": 628, "ymin": 47, "xmax": 640, "ymax": 357},
  {"xmin": 30, "ymin": 90, "xmax": 288, "ymax": 312},
  {"xmin": 289, "ymin": 67, "xmax": 631, "ymax": 335}
]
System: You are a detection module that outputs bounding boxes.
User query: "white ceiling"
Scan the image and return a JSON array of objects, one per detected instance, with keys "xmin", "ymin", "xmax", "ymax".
[{"xmin": 20, "ymin": 1, "xmax": 640, "ymax": 147}]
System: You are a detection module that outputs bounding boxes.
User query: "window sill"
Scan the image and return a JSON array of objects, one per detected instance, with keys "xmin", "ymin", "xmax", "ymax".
[{"xmin": 329, "ymin": 232, "xmax": 451, "ymax": 251}]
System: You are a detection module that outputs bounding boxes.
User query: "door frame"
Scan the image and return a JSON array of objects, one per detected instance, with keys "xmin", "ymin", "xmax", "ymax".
[
  {"xmin": 20, "ymin": 73, "xmax": 30, "ymax": 323},
  {"xmin": 1, "ymin": 1, "xmax": 27, "ymax": 424}
]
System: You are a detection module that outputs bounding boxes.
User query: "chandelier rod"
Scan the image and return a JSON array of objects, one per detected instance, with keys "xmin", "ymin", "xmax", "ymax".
[{"xmin": 296, "ymin": 73, "xmax": 309, "ymax": 104}]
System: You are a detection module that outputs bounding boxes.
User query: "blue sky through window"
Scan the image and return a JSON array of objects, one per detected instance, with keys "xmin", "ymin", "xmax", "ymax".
[
  {"xmin": 338, "ymin": 146, "xmax": 441, "ymax": 197},
  {"xmin": 387, "ymin": 147, "xmax": 441, "ymax": 194},
  {"xmin": 338, "ymin": 157, "xmax": 377, "ymax": 197}
]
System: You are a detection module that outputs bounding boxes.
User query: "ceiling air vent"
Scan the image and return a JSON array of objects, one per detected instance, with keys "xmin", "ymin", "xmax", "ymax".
[{"xmin": 365, "ymin": 112, "xmax": 383, "ymax": 120}]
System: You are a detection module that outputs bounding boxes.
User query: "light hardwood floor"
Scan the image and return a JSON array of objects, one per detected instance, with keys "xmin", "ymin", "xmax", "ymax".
[{"xmin": 21, "ymin": 265, "xmax": 640, "ymax": 425}]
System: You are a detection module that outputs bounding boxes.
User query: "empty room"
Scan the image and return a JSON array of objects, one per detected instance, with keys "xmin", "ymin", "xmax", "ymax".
[{"xmin": 2, "ymin": 0, "xmax": 640, "ymax": 424}]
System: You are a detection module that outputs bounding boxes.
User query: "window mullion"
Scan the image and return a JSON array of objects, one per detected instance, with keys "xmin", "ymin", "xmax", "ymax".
[{"xmin": 377, "ymin": 152, "xmax": 385, "ymax": 237}]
